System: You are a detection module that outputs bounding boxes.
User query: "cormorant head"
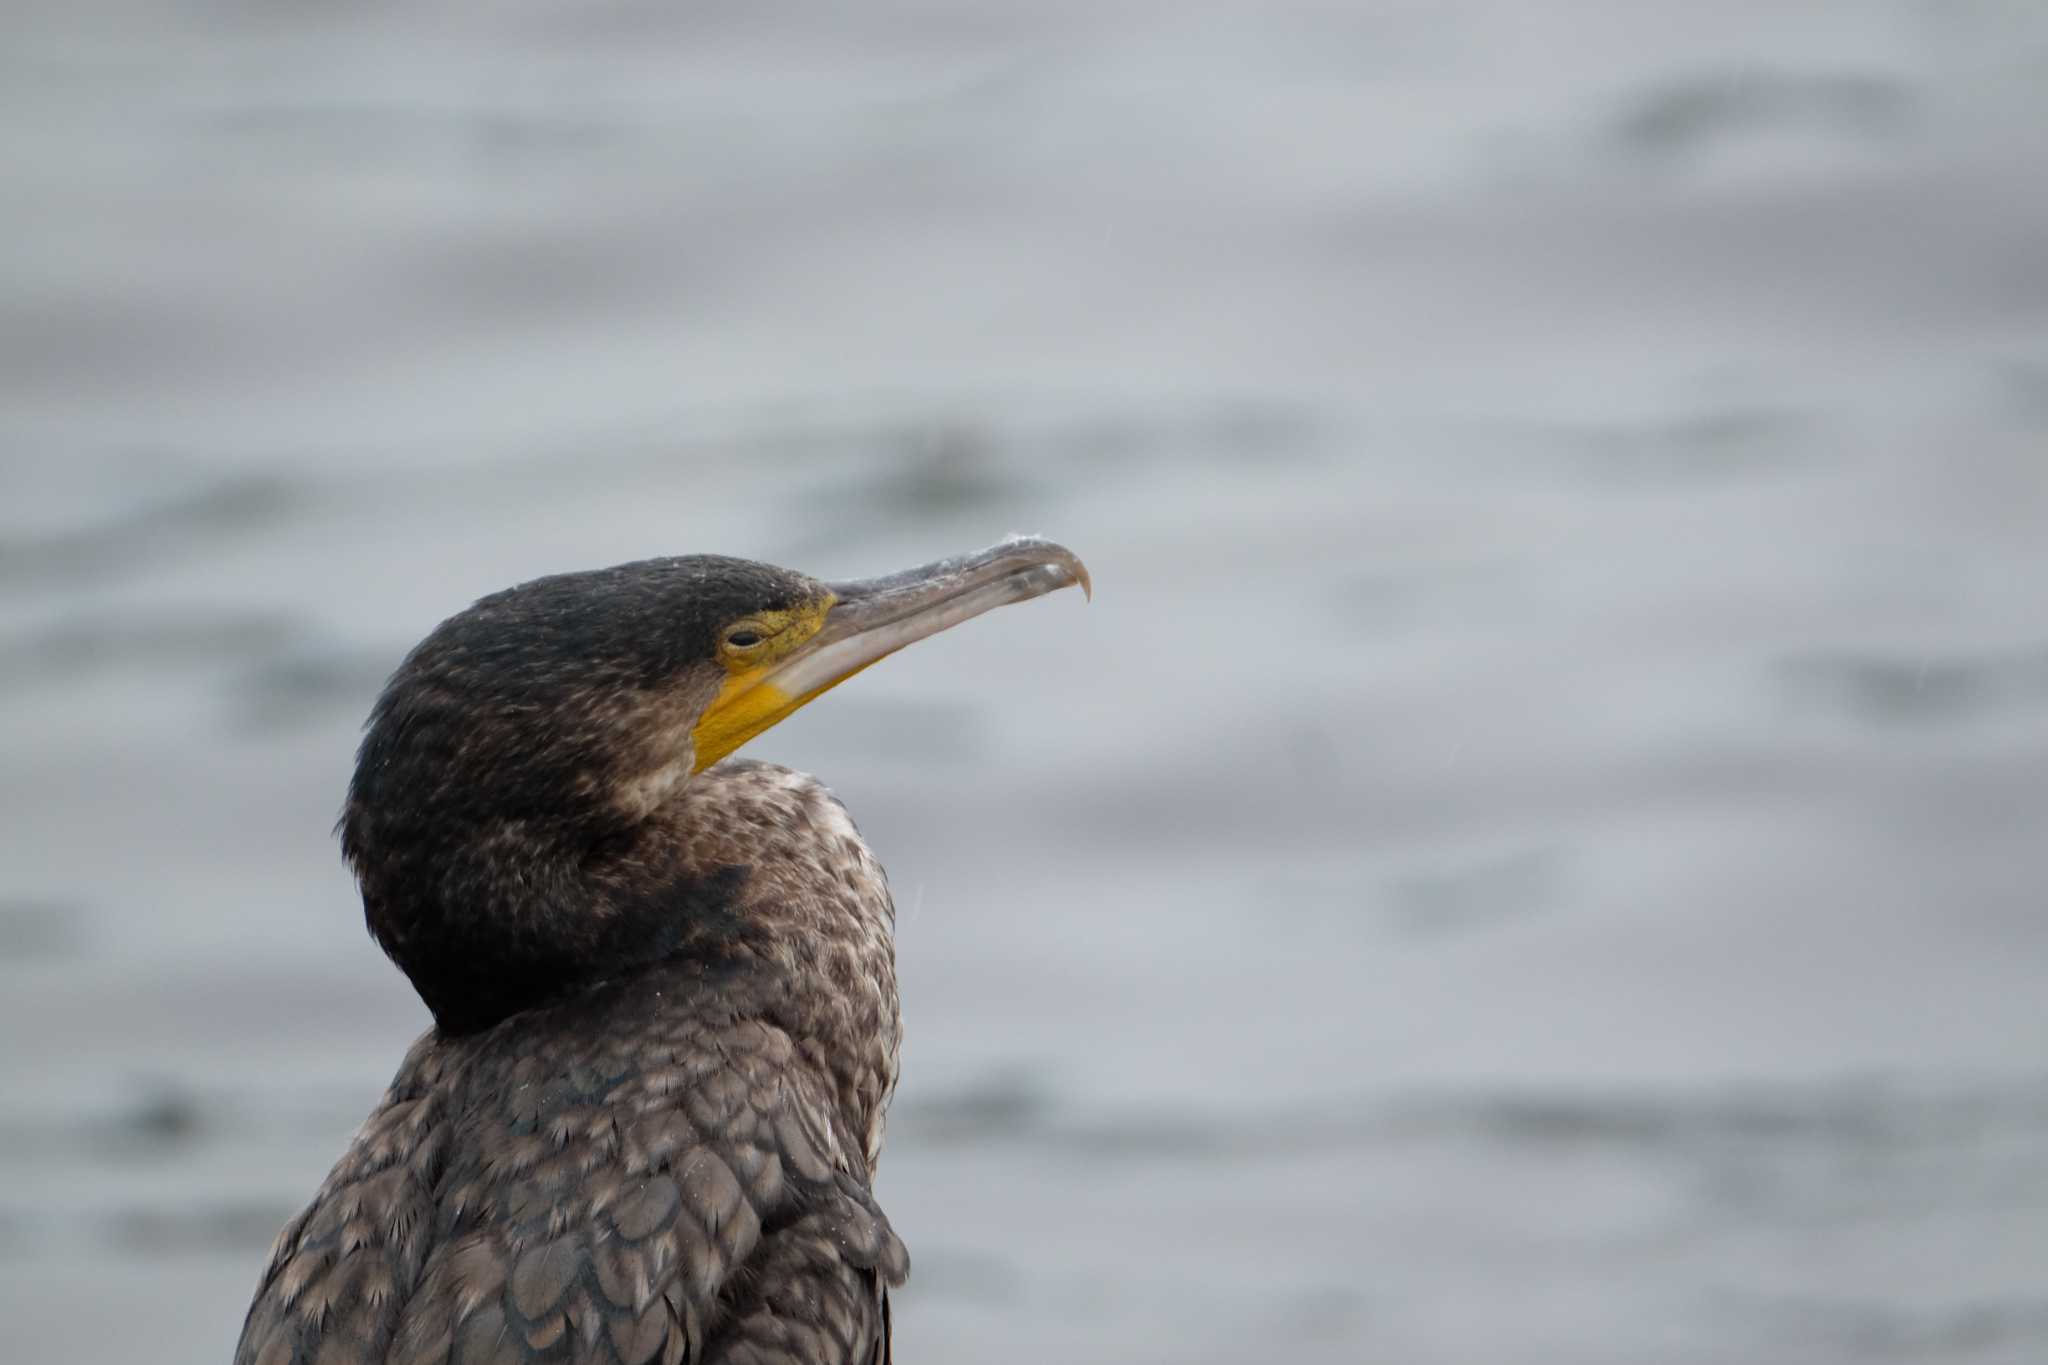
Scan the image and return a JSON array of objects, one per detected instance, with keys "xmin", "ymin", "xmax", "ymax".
[{"xmin": 340, "ymin": 538, "xmax": 1087, "ymax": 1035}]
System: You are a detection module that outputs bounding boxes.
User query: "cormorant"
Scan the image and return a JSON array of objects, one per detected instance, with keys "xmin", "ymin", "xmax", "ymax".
[{"xmin": 234, "ymin": 537, "xmax": 1089, "ymax": 1365}]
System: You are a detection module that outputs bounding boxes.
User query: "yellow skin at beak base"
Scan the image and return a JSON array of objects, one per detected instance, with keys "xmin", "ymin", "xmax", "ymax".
[
  {"xmin": 689, "ymin": 596, "xmax": 887, "ymax": 773},
  {"xmin": 692, "ymin": 664, "xmax": 885, "ymax": 774},
  {"xmin": 690, "ymin": 670, "xmax": 801, "ymax": 773}
]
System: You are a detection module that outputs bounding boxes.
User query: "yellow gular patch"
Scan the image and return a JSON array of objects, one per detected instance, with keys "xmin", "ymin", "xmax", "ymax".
[{"xmin": 689, "ymin": 596, "xmax": 835, "ymax": 772}]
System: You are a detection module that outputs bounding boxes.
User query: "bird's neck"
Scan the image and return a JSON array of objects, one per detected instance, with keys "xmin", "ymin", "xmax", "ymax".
[
  {"xmin": 354, "ymin": 797, "xmax": 742, "ymax": 1036},
  {"xmin": 661, "ymin": 761, "xmax": 902, "ymax": 1169},
  {"xmin": 353, "ymin": 759, "xmax": 901, "ymax": 1168}
]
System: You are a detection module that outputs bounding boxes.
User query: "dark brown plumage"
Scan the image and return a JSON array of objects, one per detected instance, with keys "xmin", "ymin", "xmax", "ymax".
[{"xmin": 235, "ymin": 540, "xmax": 1087, "ymax": 1365}]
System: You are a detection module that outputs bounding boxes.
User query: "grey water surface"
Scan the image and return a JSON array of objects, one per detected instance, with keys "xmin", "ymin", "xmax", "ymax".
[{"xmin": 5, "ymin": 2, "xmax": 2048, "ymax": 1362}]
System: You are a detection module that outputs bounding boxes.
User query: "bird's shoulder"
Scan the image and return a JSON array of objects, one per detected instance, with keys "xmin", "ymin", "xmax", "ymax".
[{"xmin": 235, "ymin": 961, "xmax": 907, "ymax": 1365}]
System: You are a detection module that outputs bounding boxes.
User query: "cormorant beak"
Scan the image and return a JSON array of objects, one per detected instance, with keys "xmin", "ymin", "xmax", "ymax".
[{"xmin": 690, "ymin": 537, "xmax": 1090, "ymax": 772}]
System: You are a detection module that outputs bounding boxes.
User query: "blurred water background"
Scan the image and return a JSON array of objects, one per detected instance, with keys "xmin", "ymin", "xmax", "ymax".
[{"xmin": 6, "ymin": 2, "xmax": 2048, "ymax": 1361}]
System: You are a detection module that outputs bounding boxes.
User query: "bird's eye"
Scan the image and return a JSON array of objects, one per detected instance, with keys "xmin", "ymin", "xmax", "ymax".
[{"xmin": 725, "ymin": 628, "xmax": 765, "ymax": 650}]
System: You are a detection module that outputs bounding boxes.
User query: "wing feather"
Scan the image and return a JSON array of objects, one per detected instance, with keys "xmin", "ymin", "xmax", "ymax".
[{"xmin": 236, "ymin": 970, "xmax": 906, "ymax": 1365}]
